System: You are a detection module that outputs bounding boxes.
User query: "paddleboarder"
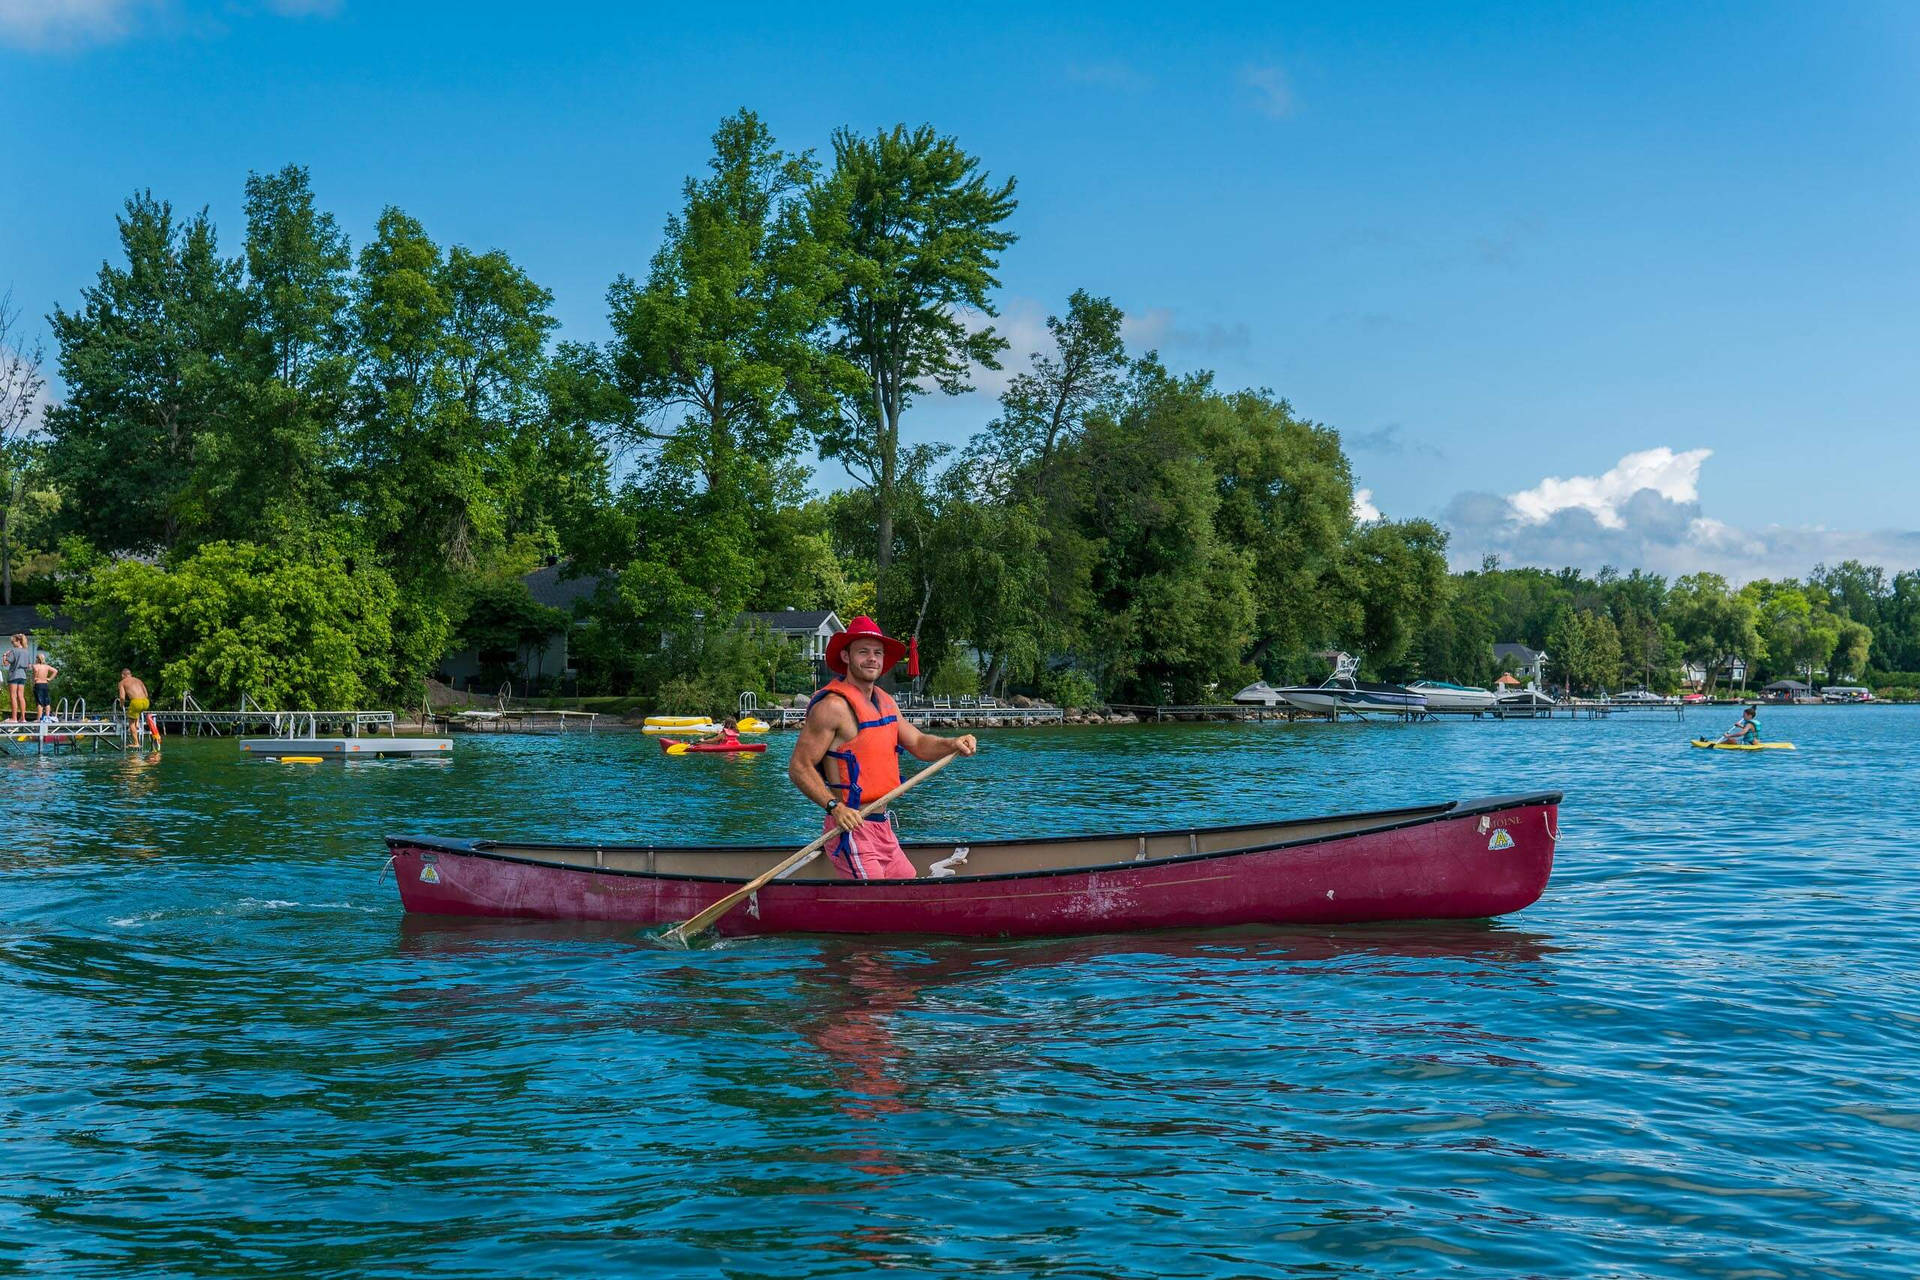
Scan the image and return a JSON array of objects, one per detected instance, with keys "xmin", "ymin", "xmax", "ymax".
[
  {"xmin": 789, "ymin": 616, "xmax": 976, "ymax": 880},
  {"xmin": 1719, "ymin": 706, "xmax": 1761, "ymax": 745}
]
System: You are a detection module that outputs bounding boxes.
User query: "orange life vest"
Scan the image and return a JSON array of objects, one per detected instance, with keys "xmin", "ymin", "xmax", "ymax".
[{"xmin": 810, "ymin": 678, "xmax": 902, "ymax": 809}]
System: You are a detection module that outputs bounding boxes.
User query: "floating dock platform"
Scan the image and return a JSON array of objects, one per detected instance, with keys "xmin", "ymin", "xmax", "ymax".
[{"xmin": 240, "ymin": 737, "xmax": 452, "ymax": 760}]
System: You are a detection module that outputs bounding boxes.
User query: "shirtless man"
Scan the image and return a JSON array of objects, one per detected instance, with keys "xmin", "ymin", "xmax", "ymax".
[
  {"xmin": 117, "ymin": 669, "xmax": 151, "ymax": 715},
  {"xmin": 788, "ymin": 616, "xmax": 976, "ymax": 880}
]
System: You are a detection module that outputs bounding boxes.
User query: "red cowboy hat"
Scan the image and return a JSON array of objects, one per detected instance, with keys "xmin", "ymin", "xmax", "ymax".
[{"xmin": 825, "ymin": 616, "xmax": 908, "ymax": 676}]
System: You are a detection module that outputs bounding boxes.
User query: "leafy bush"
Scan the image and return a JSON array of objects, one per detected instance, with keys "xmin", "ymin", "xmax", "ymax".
[
  {"xmin": 1042, "ymin": 667, "xmax": 1101, "ymax": 710},
  {"xmin": 924, "ymin": 648, "xmax": 980, "ymax": 698},
  {"xmin": 61, "ymin": 540, "xmax": 401, "ymax": 708}
]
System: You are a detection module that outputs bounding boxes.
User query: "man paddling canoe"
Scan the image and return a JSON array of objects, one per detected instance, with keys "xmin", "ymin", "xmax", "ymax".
[{"xmin": 789, "ymin": 616, "xmax": 976, "ymax": 880}]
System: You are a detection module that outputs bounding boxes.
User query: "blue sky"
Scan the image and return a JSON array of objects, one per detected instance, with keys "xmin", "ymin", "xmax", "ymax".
[{"xmin": 3, "ymin": 0, "xmax": 1916, "ymax": 578}]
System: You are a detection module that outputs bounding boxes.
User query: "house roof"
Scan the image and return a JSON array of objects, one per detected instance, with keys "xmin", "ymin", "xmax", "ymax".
[
  {"xmin": 1493, "ymin": 643, "xmax": 1543, "ymax": 661},
  {"xmin": 524, "ymin": 562, "xmax": 613, "ymax": 611},
  {"xmin": 1763, "ymin": 679, "xmax": 1810, "ymax": 691},
  {"xmin": 0, "ymin": 605, "xmax": 74, "ymax": 636},
  {"xmin": 737, "ymin": 610, "xmax": 841, "ymax": 633}
]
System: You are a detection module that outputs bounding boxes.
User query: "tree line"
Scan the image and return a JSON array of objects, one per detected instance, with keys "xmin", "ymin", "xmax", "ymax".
[{"xmin": 2, "ymin": 111, "xmax": 1915, "ymax": 710}]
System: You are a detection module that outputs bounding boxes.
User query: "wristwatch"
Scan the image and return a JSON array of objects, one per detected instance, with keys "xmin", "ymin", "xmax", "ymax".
[{"xmin": 824, "ymin": 798, "xmax": 841, "ymax": 813}]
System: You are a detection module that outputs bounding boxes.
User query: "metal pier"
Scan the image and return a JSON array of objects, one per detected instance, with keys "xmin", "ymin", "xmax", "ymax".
[
  {"xmin": 148, "ymin": 692, "xmax": 395, "ymax": 737},
  {"xmin": 0, "ymin": 699, "xmax": 133, "ymax": 756}
]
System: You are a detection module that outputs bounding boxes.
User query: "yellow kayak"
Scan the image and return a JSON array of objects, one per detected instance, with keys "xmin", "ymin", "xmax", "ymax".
[
  {"xmin": 1689, "ymin": 739, "xmax": 1796, "ymax": 751},
  {"xmin": 644, "ymin": 715, "xmax": 715, "ymax": 727},
  {"xmin": 642, "ymin": 722, "xmax": 719, "ymax": 735}
]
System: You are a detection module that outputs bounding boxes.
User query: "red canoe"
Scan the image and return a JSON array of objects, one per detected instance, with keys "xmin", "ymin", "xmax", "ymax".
[
  {"xmin": 659, "ymin": 737, "xmax": 766, "ymax": 755},
  {"xmin": 386, "ymin": 792, "xmax": 1560, "ymax": 938}
]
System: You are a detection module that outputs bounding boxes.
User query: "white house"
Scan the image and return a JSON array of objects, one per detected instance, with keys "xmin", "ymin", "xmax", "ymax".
[
  {"xmin": 1681, "ymin": 657, "xmax": 1749, "ymax": 689},
  {"xmin": 736, "ymin": 609, "xmax": 844, "ymax": 668}
]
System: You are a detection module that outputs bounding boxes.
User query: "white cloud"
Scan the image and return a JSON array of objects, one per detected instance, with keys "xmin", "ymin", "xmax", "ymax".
[
  {"xmin": 0, "ymin": 0, "xmax": 151, "ymax": 47},
  {"xmin": 1444, "ymin": 446, "xmax": 1920, "ymax": 580},
  {"xmin": 1066, "ymin": 60, "xmax": 1152, "ymax": 92},
  {"xmin": 1241, "ymin": 63, "xmax": 1294, "ymax": 118},
  {"xmin": 1352, "ymin": 488, "xmax": 1381, "ymax": 523},
  {"xmin": 954, "ymin": 299, "xmax": 1051, "ymax": 398},
  {"xmin": 0, "ymin": 0, "xmax": 338, "ymax": 47},
  {"xmin": 1507, "ymin": 446, "xmax": 1710, "ymax": 530}
]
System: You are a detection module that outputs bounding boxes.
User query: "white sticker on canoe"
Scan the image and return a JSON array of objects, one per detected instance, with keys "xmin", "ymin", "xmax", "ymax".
[
  {"xmin": 1487, "ymin": 829, "xmax": 1514, "ymax": 851},
  {"xmin": 419, "ymin": 864, "xmax": 441, "ymax": 884}
]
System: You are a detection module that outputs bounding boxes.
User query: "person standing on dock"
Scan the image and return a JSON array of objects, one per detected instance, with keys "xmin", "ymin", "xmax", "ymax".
[
  {"xmin": 788, "ymin": 616, "xmax": 976, "ymax": 880},
  {"xmin": 30, "ymin": 653, "xmax": 57, "ymax": 721},
  {"xmin": 4, "ymin": 634, "xmax": 29, "ymax": 723}
]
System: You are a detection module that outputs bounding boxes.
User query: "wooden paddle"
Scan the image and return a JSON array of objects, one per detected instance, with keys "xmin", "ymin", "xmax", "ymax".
[{"xmin": 659, "ymin": 752, "xmax": 959, "ymax": 947}]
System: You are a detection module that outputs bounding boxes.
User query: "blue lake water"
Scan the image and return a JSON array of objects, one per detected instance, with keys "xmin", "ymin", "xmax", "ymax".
[{"xmin": 3, "ymin": 707, "xmax": 1917, "ymax": 1277}]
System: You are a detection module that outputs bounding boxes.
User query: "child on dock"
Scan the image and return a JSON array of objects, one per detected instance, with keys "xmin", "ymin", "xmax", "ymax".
[{"xmin": 31, "ymin": 655, "xmax": 57, "ymax": 721}]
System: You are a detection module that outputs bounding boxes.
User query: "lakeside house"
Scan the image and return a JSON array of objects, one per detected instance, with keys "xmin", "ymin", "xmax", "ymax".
[
  {"xmin": 735, "ymin": 609, "xmax": 844, "ymax": 682},
  {"xmin": 1492, "ymin": 643, "xmax": 1547, "ymax": 684},
  {"xmin": 0, "ymin": 606, "xmax": 74, "ymax": 656},
  {"xmin": 1681, "ymin": 657, "xmax": 1749, "ymax": 690},
  {"xmin": 437, "ymin": 562, "xmax": 613, "ymax": 695}
]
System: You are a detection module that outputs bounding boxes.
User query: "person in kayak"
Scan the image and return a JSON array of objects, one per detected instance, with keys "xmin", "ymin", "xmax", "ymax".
[
  {"xmin": 713, "ymin": 717, "xmax": 742, "ymax": 748},
  {"xmin": 788, "ymin": 616, "xmax": 976, "ymax": 880},
  {"xmin": 1720, "ymin": 706, "xmax": 1761, "ymax": 745}
]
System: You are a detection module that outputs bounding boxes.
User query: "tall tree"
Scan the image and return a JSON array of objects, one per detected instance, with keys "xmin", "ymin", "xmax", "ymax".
[
  {"xmin": 974, "ymin": 289, "xmax": 1126, "ymax": 486},
  {"xmin": 195, "ymin": 165, "xmax": 354, "ymax": 541},
  {"xmin": 0, "ymin": 288, "xmax": 47, "ymax": 605},
  {"xmin": 44, "ymin": 193, "xmax": 242, "ymax": 552},
  {"xmin": 350, "ymin": 208, "xmax": 556, "ymax": 681},
  {"xmin": 811, "ymin": 124, "xmax": 1017, "ymax": 607},
  {"xmin": 607, "ymin": 110, "xmax": 842, "ymax": 502}
]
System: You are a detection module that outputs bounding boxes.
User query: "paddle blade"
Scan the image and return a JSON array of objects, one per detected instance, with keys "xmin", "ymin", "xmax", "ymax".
[{"xmin": 665, "ymin": 741, "xmax": 689, "ymax": 755}]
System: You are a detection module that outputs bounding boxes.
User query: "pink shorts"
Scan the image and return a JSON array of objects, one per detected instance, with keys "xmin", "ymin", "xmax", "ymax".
[{"xmin": 823, "ymin": 812, "xmax": 916, "ymax": 880}]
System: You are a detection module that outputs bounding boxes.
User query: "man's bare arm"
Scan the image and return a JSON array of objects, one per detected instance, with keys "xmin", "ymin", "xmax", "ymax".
[
  {"xmin": 896, "ymin": 715, "xmax": 976, "ymax": 762},
  {"xmin": 788, "ymin": 697, "xmax": 852, "ymax": 809}
]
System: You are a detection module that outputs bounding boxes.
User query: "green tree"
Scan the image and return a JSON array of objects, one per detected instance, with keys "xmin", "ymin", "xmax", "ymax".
[
  {"xmin": 1667, "ymin": 572, "xmax": 1762, "ymax": 698},
  {"xmin": 607, "ymin": 110, "xmax": 843, "ymax": 501},
  {"xmin": 972, "ymin": 289, "xmax": 1127, "ymax": 483},
  {"xmin": 1, "ymin": 287, "xmax": 48, "ymax": 604},
  {"xmin": 192, "ymin": 165, "xmax": 354, "ymax": 543},
  {"xmin": 811, "ymin": 123, "xmax": 1018, "ymax": 608},
  {"xmin": 45, "ymin": 193, "xmax": 242, "ymax": 552}
]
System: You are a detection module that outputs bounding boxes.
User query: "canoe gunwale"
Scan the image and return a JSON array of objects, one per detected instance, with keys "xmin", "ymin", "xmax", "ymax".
[{"xmin": 385, "ymin": 791, "xmax": 1562, "ymax": 889}]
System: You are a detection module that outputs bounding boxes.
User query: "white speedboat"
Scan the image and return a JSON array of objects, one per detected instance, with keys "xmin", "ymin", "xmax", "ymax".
[
  {"xmin": 1274, "ymin": 654, "xmax": 1426, "ymax": 717},
  {"xmin": 1231, "ymin": 681, "xmax": 1288, "ymax": 707},
  {"xmin": 1408, "ymin": 680, "xmax": 1497, "ymax": 714}
]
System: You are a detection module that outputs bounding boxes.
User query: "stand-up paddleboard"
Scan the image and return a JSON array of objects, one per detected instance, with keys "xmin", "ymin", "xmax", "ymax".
[{"xmin": 1689, "ymin": 739, "xmax": 1796, "ymax": 751}]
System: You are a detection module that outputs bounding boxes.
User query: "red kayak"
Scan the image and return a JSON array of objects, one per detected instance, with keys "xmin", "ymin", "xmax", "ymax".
[
  {"xmin": 386, "ymin": 792, "xmax": 1560, "ymax": 938},
  {"xmin": 659, "ymin": 737, "xmax": 766, "ymax": 755}
]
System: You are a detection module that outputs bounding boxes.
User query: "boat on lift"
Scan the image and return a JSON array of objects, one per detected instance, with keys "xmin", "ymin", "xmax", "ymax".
[
  {"xmin": 1274, "ymin": 653, "xmax": 1426, "ymax": 717},
  {"xmin": 1408, "ymin": 680, "xmax": 1498, "ymax": 714}
]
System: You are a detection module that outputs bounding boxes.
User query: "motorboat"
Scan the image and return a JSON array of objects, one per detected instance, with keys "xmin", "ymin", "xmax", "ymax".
[
  {"xmin": 1407, "ymin": 680, "xmax": 1497, "ymax": 714},
  {"xmin": 1231, "ymin": 681, "xmax": 1288, "ymax": 707},
  {"xmin": 1494, "ymin": 686, "xmax": 1558, "ymax": 718},
  {"xmin": 386, "ymin": 792, "xmax": 1562, "ymax": 936},
  {"xmin": 1274, "ymin": 653, "xmax": 1425, "ymax": 717}
]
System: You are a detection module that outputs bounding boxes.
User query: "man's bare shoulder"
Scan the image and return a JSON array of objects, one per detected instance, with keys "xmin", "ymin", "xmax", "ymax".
[{"xmin": 803, "ymin": 693, "xmax": 855, "ymax": 732}]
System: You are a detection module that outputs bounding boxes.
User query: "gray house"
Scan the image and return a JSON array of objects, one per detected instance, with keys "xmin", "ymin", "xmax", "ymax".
[
  {"xmin": 1493, "ymin": 642, "xmax": 1547, "ymax": 684},
  {"xmin": 437, "ymin": 562, "xmax": 613, "ymax": 694}
]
